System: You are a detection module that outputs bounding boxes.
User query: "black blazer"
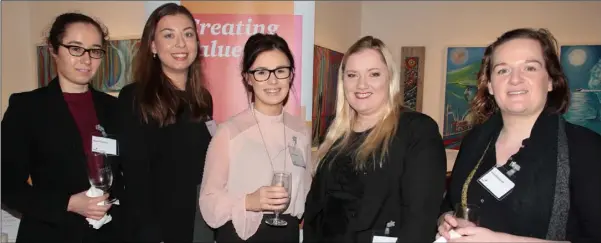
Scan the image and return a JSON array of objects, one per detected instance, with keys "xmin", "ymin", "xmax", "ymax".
[
  {"xmin": 304, "ymin": 110, "xmax": 448, "ymax": 243},
  {"xmin": 1, "ymin": 79, "xmax": 124, "ymax": 243}
]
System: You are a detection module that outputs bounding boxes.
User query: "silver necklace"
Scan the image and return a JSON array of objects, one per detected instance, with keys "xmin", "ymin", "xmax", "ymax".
[{"xmin": 251, "ymin": 105, "xmax": 287, "ymax": 174}]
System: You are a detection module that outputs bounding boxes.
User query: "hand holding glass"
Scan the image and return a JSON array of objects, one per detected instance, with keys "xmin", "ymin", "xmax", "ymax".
[
  {"xmin": 265, "ymin": 172, "xmax": 291, "ymax": 227},
  {"xmin": 453, "ymin": 203, "xmax": 480, "ymax": 228},
  {"xmin": 86, "ymin": 152, "xmax": 116, "ymax": 204}
]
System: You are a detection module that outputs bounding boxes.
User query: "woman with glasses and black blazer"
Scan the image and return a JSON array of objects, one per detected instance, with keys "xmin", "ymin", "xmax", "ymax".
[{"xmin": 1, "ymin": 13, "xmax": 123, "ymax": 243}]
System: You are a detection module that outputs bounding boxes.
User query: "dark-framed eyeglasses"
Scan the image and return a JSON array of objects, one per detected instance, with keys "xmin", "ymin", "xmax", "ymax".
[
  {"xmin": 60, "ymin": 44, "xmax": 106, "ymax": 59},
  {"xmin": 248, "ymin": 67, "xmax": 292, "ymax": 82}
]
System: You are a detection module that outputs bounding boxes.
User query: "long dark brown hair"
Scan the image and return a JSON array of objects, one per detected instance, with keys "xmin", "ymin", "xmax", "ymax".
[
  {"xmin": 133, "ymin": 3, "xmax": 211, "ymax": 126},
  {"xmin": 470, "ymin": 28, "xmax": 570, "ymax": 124}
]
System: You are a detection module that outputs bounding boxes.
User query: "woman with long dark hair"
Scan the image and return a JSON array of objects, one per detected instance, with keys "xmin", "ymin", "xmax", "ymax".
[{"xmin": 118, "ymin": 3, "xmax": 214, "ymax": 243}]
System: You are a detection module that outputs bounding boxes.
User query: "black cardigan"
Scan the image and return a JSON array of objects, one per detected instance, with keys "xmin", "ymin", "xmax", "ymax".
[
  {"xmin": 304, "ymin": 110, "xmax": 448, "ymax": 242},
  {"xmin": 118, "ymin": 83, "xmax": 214, "ymax": 242},
  {"xmin": 441, "ymin": 112, "xmax": 601, "ymax": 243}
]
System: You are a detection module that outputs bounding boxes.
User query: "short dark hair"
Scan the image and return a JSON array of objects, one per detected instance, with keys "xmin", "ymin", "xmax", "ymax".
[
  {"xmin": 46, "ymin": 12, "xmax": 109, "ymax": 54},
  {"xmin": 240, "ymin": 33, "xmax": 295, "ymax": 101},
  {"xmin": 470, "ymin": 28, "xmax": 570, "ymax": 124}
]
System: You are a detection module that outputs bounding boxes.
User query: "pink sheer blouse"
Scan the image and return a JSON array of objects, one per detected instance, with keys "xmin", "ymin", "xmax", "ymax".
[{"xmin": 199, "ymin": 107, "xmax": 312, "ymax": 240}]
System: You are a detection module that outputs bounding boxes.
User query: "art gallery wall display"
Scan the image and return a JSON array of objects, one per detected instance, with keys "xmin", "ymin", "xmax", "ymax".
[
  {"xmin": 400, "ymin": 46, "xmax": 426, "ymax": 112},
  {"xmin": 311, "ymin": 45, "xmax": 344, "ymax": 147},
  {"xmin": 442, "ymin": 47, "xmax": 485, "ymax": 150},
  {"xmin": 560, "ymin": 44, "xmax": 601, "ymax": 135}
]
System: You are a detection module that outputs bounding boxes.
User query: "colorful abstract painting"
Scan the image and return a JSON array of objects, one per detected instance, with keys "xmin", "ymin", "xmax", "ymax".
[
  {"xmin": 443, "ymin": 47, "xmax": 485, "ymax": 149},
  {"xmin": 311, "ymin": 45, "xmax": 343, "ymax": 147},
  {"xmin": 560, "ymin": 45, "xmax": 601, "ymax": 135},
  {"xmin": 36, "ymin": 38, "xmax": 141, "ymax": 92},
  {"xmin": 400, "ymin": 47, "xmax": 426, "ymax": 111}
]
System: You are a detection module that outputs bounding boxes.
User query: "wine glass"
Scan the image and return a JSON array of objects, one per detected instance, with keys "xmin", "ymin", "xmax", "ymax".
[
  {"xmin": 453, "ymin": 203, "xmax": 480, "ymax": 228},
  {"xmin": 265, "ymin": 172, "xmax": 291, "ymax": 227},
  {"xmin": 86, "ymin": 152, "xmax": 116, "ymax": 204}
]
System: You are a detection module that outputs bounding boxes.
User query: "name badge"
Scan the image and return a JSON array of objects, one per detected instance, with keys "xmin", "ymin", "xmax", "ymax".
[
  {"xmin": 92, "ymin": 136, "xmax": 118, "ymax": 156},
  {"xmin": 372, "ymin": 221, "xmax": 397, "ymax": 243},
  {"xmin": 477, "ymin": 167, "xmax": 515, "ymax": 200},
  {"xmin": 205, "ymin": 120, "xmax": 217, "ymax": 136},
  {"xmin": 288, "ymin": 146, "xmax": 306, "ymax": 168},
  {"xmin": 372, "ymin": 235, "xmax": 397, "ymax": 243}
]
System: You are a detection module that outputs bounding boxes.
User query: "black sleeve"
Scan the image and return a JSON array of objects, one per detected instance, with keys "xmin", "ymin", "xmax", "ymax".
[
  {"xmin": 117, "ymin": 86, "xmax": 158, "ymax": 242},
  {"xmin": 567, "ymin": 126, "xmax": 601, "ymax": 243},
  {"xmin": 1, "ymin": 94, "xmax": 70, "ymax": 224},
  {"xmin": 397, "ymin": 114, "xmax": 448, "ymax": 242}
]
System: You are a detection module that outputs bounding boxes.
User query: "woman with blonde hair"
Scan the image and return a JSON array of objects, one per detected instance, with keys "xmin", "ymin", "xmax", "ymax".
[{"xmin": 303, "ymin": 36, "xmax": 447, "ymax": 242}]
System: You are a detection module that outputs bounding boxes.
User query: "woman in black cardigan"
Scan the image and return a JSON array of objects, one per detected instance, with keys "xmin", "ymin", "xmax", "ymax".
[
  {"xmin": 118, "ymin": 3, "xmax": 214, "ymax": 243},
  {"xmin": 438, "ymin": 28, "xmax": 601, "ymax": 243},
  {"xmin": 1, "ymin": 13, "xmax": 123, "ymax": 243},
  {"xmin": 304, "ymin": 36, "xmax": 447, "ymax": 243}
]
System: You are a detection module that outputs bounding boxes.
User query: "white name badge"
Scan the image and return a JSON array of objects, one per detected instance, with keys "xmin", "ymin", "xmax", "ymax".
[
  {"xmin": 288, "ymin": 146, "xmax": 306, "ymax": 168},
  {"xmin": 92, "ymin": 136, "xmax": 118, "ymax": 156},
  {"xmin": 373, "ymin": 235, "xmax": 397, "ymax": 243},
  {"xmin": 477, "ymin": 167, "xmax": 515, "ymax": 200},
  {"xmin": 205, "ymin": 120, "xmax": 217, "ymax": 136}
]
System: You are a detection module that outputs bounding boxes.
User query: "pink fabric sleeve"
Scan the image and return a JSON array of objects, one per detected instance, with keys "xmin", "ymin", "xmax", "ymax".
[
  {"xmin": 198, "ymin": 125, "xmax": 263, "ymax": 240},
  {"xmin": 303, "ymin": 128, "xmax": 313, "ymax": 205}
]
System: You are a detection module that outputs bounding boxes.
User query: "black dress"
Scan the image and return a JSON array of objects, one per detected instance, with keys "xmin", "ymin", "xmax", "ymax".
[
  {"xmin": 319, "ymin": 131, "xmax": 368, "ymax": 242},
  {"xmin": 118, "ymin": 83, "xmax": 214, "ymax": 243}
]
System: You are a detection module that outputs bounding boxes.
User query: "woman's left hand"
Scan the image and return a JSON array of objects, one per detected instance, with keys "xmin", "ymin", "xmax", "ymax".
[{"xmin": 449, "ymin": 226, "xmax": 512, "ymax": 242}]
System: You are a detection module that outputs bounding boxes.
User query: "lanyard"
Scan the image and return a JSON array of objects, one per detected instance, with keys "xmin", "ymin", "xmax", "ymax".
[{"xmin": 460, "ymin": 139, "xmax": 492, "ymax": 208}]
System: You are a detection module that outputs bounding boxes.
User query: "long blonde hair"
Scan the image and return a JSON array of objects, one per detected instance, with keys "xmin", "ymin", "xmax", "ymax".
[{"xmin": 316, "ymin": 36, "xmax": 404, "ymax": 172}]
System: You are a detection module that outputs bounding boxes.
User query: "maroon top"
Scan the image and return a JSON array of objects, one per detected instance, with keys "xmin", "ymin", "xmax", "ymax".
[{"xmin": 63, "ymin": 91, "xmax": 102, "ymax": 173}]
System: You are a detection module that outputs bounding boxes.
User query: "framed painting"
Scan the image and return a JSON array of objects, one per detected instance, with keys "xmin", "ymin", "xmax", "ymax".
[
  {"xmin": 443, "ymin": 47, "xmax": 485, "ymax": 149},
  {"xmin": 400, "ymin": 46, "xmax": 425, "ymax": 111},
  {"xmin": 36, "ymin": 37, "xmax": 141, "ymax": 92},
  {"xmin": 560, "ymin": 44, "xmax": 601, "ymax": 135},
  {"xmin": 311, "ymin": 45, "xmax": 344, "ymax": 147}
]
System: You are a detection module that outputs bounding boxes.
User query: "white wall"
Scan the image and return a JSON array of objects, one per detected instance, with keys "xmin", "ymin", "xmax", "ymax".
[
  {"xmin": 360, "ymin": 1, "xmax": 601, "ymax": 132},
  {"xmin": 1, "ymin": 1, "xmax": 146, "ymax": 117},
  {"xmin": 314, "ymin": 1, "xmax": 362, "ymax": 53}
]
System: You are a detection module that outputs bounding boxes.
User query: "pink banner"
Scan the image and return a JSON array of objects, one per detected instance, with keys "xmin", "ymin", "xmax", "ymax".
[{"xmin": 194, "ymin": 14, "xmax": 303, "ymax": 123}]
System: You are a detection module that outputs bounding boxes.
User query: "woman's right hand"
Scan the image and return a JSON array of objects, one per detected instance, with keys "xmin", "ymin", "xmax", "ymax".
[
  {"xmin": 245, "ymin": 186, "xmax": 289, "ymax": 212},
  {"xmin": 67, "ymin": 191, "xmax": 111, "ymax": 220},
  {"xmin": 437, "ymin": 211, "xmax": 477, "ymax": 240}
]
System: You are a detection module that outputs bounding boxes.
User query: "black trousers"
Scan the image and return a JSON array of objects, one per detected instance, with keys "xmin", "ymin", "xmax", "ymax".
[{"xmin": 216, "ymin": 214, "xmax": 299, "ymax": 243}]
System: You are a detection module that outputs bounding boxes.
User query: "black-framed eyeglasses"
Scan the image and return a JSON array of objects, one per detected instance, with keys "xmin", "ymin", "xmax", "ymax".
[
  {"xmin": 60, "ymin": 44, "xmax": 106, "ymax": 59},
  {"xmin": 248, "ymin": 67, "xmax": 292, "ymax": 82}
]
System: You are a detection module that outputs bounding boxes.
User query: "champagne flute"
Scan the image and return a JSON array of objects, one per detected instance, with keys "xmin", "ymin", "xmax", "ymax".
[
  {"xmin": 86, "ymin": 152, "xmax": 116, "ymax": 204},
  {"xmin": 265, "ymin": 172, "xmax": 291, "ymax": 227}
]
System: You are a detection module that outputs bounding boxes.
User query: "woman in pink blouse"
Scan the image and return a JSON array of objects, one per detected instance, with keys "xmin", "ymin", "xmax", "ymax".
[{"xmin": 199, "ymin": 33, "xmax": 312, "ymax": 242}]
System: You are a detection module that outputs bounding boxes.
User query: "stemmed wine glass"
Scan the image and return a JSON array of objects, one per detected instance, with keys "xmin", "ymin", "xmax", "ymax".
[
  {"xmin": 265, "ymin": 172, "xmax": 291, "ymax": 227},
  {"xmin": 86, "ymin": 152, "xmax": 116, "ymax": 204}
]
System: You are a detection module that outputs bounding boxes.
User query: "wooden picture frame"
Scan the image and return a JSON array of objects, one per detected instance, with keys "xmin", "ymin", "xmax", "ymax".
[{"xmin": 400, "ymin": 46, "xmax": 426, "ymax": 112}]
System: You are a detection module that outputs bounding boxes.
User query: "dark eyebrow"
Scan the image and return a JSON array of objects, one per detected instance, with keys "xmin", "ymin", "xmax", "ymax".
[
  {"xmin": 251, "ymin": 65, "xmax": 289, "ymax": 70},
  {"xmin": 160, "ymin": 27, "xmax": 195, "ymax": 32},
  {"xmin": 492, "ymin": 59, "xmax": 543, "ymax": 70},
  {"xmin": 65, "ymin": 40, "xmax": 102, "ymax": 48}
]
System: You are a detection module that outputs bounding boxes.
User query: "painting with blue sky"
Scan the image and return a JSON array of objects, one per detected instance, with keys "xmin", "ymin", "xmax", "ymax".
[
  {"xmin": 560, "ymin": 45, "xmax": 601, "ymax": 135},
  {"xmin": 443, "ymin": 47, "xmax": 485, "ymax": 149}
]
